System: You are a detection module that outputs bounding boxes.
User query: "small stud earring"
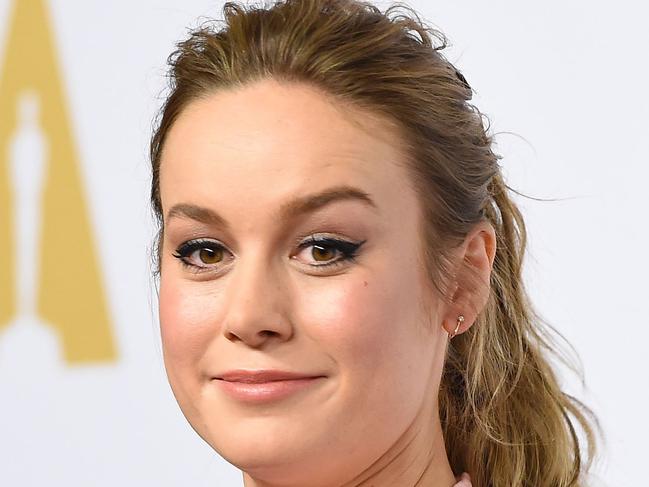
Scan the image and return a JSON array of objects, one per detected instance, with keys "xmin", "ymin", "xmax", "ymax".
[{"xmin": 448, "ymin": 315, "xmax": 464, "ymax": 339}]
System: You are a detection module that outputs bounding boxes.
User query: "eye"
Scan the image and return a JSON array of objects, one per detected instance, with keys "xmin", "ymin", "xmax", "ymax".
[
  {"xmin": 172, "ymin": 239, "xmax": 231, "ymax": 272},
  {"xmin": 292, "ymin": 235, "xmax": 366, "ymax": 270}
]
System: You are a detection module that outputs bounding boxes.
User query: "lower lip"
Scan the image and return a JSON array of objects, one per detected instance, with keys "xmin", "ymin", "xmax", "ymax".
[{"xmin": 213, "ymin": 377, "xmax": 325, "ymax": 404}]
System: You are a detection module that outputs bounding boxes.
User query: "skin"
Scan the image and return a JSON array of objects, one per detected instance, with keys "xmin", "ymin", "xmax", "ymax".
[{"xmin": 158, "ymin": 78, "xmax": 496, "ymax": 487}]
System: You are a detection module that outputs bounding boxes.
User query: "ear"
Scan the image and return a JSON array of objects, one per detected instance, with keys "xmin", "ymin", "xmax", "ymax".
[{"xmin": 443, "ymin": 221, "xmax": 496, "ymax": 337}]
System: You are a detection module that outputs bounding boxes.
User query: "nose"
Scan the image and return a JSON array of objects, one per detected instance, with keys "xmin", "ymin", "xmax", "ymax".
[{"xmin": 221, "ymin": 251, "xmax": 294, "ymax": 349}]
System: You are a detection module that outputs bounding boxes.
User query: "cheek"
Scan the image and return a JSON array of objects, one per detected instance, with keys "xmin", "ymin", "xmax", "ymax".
[
  {"xmin": 159, "ymin": 276, "xmax": 219, "ymax": 373},
  {"xmin": 296, "ymin": 265, "xmax": 429, "ymax": 380},
  {"xmin": 293, "ymin": 260, "xmax": 438, "ymax": 451}
]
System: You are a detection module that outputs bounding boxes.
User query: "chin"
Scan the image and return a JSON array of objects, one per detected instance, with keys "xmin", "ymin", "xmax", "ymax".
[
  {"xmin": 204, "ymin": 414, "xmax": 313, "ymax": 461},
  {"xmin": 202, "ymin": 414, "xmax": 336, "ymax": 485},
  {"xmin": 217, "ymin": 436, "xmax": 319, "ymax": 486}
]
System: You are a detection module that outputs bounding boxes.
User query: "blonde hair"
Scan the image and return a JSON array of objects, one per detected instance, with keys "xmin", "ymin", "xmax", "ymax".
[{"xmin": 149, "ymin": 1, "xmax": 600, "ymax": 485}]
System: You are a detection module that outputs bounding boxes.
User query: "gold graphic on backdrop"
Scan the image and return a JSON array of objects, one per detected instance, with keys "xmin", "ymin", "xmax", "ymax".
[{"xmin": 0, "ymin": 0, "xmax": 116, "ymax": 363}]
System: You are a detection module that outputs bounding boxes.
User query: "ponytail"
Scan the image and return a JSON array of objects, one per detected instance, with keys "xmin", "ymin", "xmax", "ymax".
[{"xmin": 440, "ymin": 172, "xmax": 599, "ymax": 486}]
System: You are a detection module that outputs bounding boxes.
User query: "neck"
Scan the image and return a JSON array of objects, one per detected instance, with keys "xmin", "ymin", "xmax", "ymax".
[{"xmin": 341, "ymin": 399, "xmax": 456, "ymax": 487}]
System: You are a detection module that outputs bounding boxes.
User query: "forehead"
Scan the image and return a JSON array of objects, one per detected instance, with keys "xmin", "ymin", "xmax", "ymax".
[{"xmin": 159, "ymin": 79, "xmax": 415, "ymax": 219}]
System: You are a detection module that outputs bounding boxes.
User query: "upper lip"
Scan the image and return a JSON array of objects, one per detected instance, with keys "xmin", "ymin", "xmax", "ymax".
[{"xmin": 214, "ymin": 370, "xmax": 325, "ymax": 383}]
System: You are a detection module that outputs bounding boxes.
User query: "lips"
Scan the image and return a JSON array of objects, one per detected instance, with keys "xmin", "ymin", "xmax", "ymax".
[
  {"xmin": 215, "ymin": 369, "xmax": 325, "ymax": 383},
  {"xmin": 212, "ymin": 369, "xmax": 327, "ymax": 403}
]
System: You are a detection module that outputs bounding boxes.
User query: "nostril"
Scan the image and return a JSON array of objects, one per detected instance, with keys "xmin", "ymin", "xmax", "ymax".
[
  {"xmin": 222, "ymin": 314, "xmax": 294, "ymax": 346},
  {"xmin": 224, "ymin": 328, "xmax": 281, "ymax": 344}
]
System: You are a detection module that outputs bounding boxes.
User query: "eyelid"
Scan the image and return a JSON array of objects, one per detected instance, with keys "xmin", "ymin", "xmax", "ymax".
[
  {"xmin": 293, "ymin": 232, "xmax": 359, "ymax": 247},
  {"xmin": 174, "ymin": 237, "xmax": 230, "ymax": 256}
]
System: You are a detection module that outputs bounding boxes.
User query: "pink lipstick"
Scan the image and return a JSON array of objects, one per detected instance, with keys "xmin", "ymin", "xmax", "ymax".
[{"xmin": 213, "ymin": 369, "xmax": 326, "ymax": 404}]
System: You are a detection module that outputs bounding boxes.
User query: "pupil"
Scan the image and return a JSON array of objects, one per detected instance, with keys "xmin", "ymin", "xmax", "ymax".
[{"xmin": 199, "ymin": 248, "xmax": 222, "ymax": 264}]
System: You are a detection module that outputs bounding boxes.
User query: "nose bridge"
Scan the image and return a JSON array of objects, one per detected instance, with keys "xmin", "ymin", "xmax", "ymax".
[{"xmin": 222, "ymin": 243, "xmax": 293, "ymax": 346}]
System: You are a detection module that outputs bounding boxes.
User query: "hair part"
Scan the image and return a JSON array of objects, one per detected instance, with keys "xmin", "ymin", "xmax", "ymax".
[{"xmin": 150, "ymin": 1, "xmax": 600, "ymax": 485}]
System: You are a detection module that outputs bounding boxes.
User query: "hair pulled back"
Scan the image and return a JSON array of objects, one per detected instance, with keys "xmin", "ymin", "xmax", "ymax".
[{"xmin": 150, "ymin": 1, "xmax": 599, "ymax": 485}]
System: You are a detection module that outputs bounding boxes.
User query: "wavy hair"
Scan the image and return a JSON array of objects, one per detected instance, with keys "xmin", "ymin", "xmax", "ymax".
[{"xmin": 150, "ymin": 1, "xmax": 600, "ymax": 485}]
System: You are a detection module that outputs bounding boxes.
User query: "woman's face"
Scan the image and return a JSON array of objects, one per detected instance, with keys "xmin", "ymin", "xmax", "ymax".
[{"xmin": 158, "ymin": 79, "xmax": 450, "ymax": 485}]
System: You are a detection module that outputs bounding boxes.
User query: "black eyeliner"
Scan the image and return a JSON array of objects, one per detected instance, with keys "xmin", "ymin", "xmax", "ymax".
[
  {"xmin": 297, "ymin": 236, "xmax": 367, "ymax": 267},
  {"xmin": 173, "ymin": 238, "xmax": 224, "ymax": 259}
]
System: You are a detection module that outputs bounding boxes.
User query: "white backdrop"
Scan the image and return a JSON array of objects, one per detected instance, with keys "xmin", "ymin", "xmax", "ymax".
[{"xmin": 0, "ymin": 1, "xmax": 646, "ymax": 486}]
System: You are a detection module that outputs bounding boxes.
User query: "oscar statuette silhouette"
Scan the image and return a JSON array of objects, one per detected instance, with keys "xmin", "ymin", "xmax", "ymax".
[{"xmin": 0, "ymin": 91, "xmax": 62, "ymax": 374}]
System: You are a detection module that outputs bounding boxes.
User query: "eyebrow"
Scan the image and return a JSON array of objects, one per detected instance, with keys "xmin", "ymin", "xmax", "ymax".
[{"xmin": 165, "ymin": 185, "xmax": 378, "ymax": 228}]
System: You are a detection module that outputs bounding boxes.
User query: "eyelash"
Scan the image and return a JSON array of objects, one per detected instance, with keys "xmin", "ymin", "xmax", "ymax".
[{"xmin": 172, "ymin": 235, "xmax": 366, "ymax": 274}]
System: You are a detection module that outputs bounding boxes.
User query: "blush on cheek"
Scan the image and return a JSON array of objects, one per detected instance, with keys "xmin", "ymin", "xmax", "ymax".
[
  {"xmin": 159, "ymin": 279, "xmax": 218, "ymax": 368},
  {"xmin": 296, "ymin": 276, "xmax": 396, "ymax": 366}
]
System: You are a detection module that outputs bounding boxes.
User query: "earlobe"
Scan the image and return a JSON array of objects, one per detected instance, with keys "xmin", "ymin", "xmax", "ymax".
[{"xmin": 443, "ymin": 221, "xmax": 496, "ymax": 337}]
